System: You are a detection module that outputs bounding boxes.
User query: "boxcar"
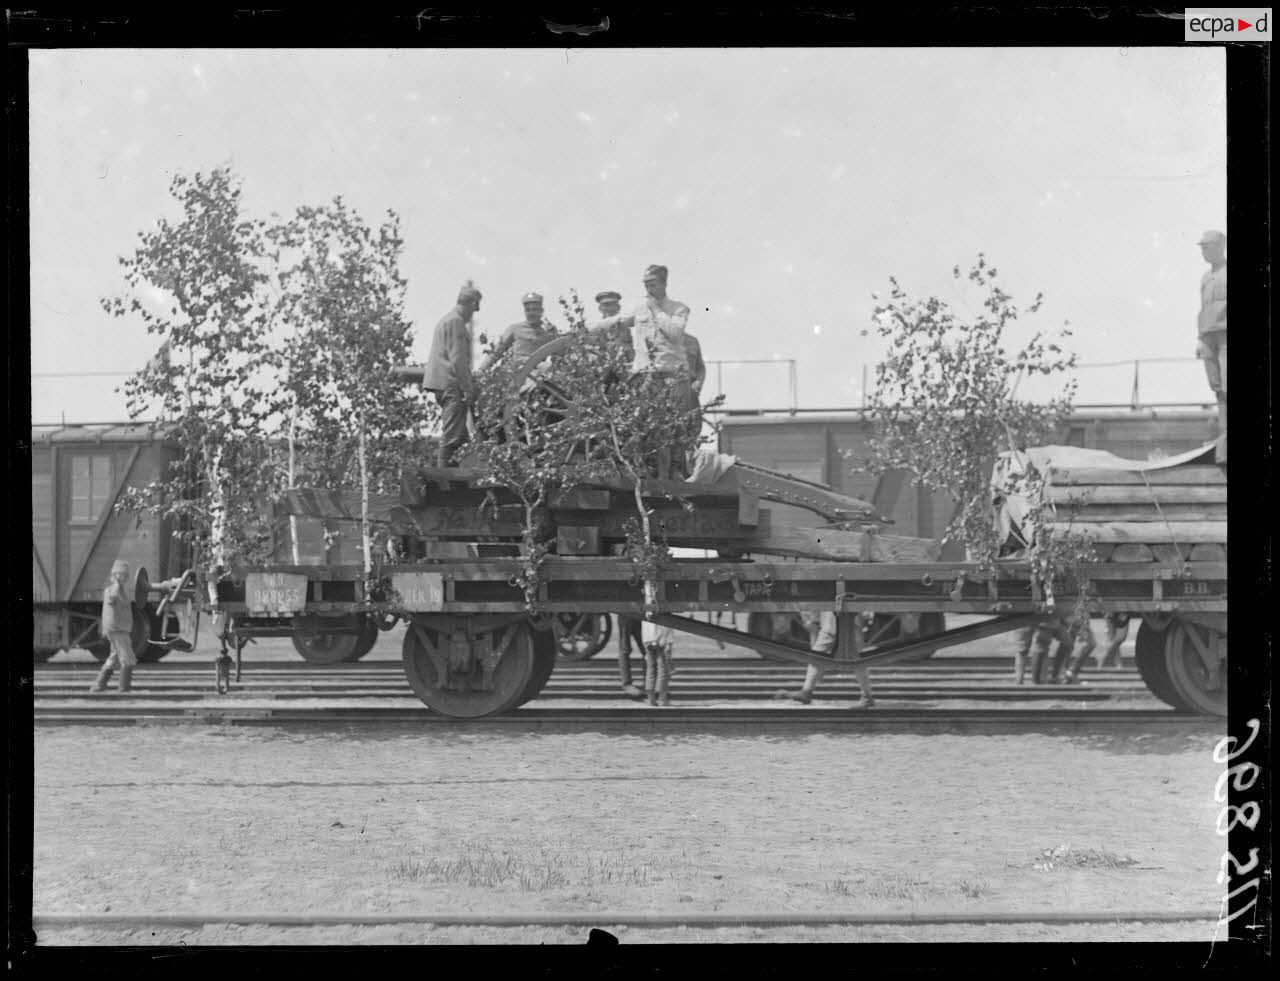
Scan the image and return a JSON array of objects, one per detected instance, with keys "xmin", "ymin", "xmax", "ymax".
[{"xmin": 31, "ymin": 423, "xmax": 190, "ymax": 662}]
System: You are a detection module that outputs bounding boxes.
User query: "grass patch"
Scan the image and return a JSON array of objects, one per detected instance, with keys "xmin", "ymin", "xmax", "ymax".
[
  {"xmin": 1027, "ymin": 844, "xmax": 1139, "ymax": 871},
  {"xmin": 823, "ymin": 874, "xmax": 934, "ymax": 901},
  {"xmin": 388, "ymin": 842, "xmax": 656, "ymax": 891},
  {"xmin": 955, "ymin": 878, "xmax": 990, "ymax": 898}
]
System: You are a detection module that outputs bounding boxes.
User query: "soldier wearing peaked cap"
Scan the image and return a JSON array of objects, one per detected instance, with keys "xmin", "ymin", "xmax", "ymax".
[
  {"xmin": 1196, "ymin": 230, "xmax": 1227, "ymax": 460},
  {"xmin": 590, "ymin": 289, "xmax": 635, "ymax": 360},
  {"xmin": 631, "ymin": 263, "xmax": 695, "ymax": 478},
  {"xmin": 421, "ymin": 281, "xmax": 482, "ymax": 466},
  {"xmin": 479, "ymin": 291, "xmax": 558, "ymax": 373}
]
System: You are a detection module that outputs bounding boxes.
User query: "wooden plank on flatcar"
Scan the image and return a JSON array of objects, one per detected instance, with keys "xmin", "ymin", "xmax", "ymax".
[
  {"xmin": 1052, "ymin": 504, "xmax": 1227, "ymax": 522},
  {"xmin": 1109, "ymin": 543, "xmax": 1155, "ymax": 563},
  {"xmin": 1045, "ymin": 485, "xmax": 1227, "ymax": 505},
  {"xmin": 1053, "ymin": 521, "xmax": 1227, "ymax": 544},
  {"xmin": 1048, "ymin": 465, "xmax": 1226, "ymax": 486},
  {"xmin": 547, "ymin": 488, "xmax": 611, "ymax": 510}
]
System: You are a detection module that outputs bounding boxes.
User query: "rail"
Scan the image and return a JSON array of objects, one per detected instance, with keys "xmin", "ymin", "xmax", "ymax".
[{"xmin": 705, "ymin": 357, "xmax": 1212, "ymax": 416}]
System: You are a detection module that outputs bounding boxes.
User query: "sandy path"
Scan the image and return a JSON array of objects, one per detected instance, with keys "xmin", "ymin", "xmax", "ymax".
[{"xmin": 30, "ymin": 719, "xmax": 1227, "ymax": 945}]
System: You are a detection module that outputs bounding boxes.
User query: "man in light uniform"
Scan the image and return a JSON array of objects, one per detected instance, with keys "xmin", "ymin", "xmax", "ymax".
[
  {"xmin": 1196, "ymin": 229, "xmax": 1227, "ymax": 459},
  {"xmin": 631, "ymin": 263, "xmax": 694, "ymax": 478},
  {"xmin": 423, "ymin": 282, "xmax": 482, "ymax": 467}
]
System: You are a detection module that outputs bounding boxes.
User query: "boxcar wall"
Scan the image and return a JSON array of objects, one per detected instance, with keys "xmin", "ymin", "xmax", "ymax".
[
  {"xmin": 31, "ymin": 424, "xmax": 182, "ymax": 608},
  {"xmin": 716, "ymin": 408, "xmax": 1219, "ymax": 540}
]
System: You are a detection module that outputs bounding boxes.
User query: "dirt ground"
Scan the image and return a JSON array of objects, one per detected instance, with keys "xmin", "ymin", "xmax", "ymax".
[{"xmin": 29, "ymin": 710, "xmax": 1229, "ymax": 946}]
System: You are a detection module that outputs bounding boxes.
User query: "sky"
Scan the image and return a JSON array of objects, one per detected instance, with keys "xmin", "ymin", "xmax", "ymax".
[{"xmin": 28, "ymin": 47, "xmax": 1226, "ymax": 423}]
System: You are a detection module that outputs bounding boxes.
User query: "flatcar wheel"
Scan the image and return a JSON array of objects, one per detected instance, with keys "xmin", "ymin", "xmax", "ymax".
[
  {"xmin": 134, "ymin": 608, "xmax": 170, "ymax": 662},
  {"xmin": 34, "ymin": 647, "xmax": 58, "ymax": 663},
  {"xmin": 1163, "ymin": 620, "xmax": 1227, "ymax": 718},
  {"xmin": 515, "ymin": 624, "xmax": 559, "ymax": 708},
  {"xmin": 554, "ymin": 612, "xmax": 612, "ymax": 660},
  {"xmin": 1134, "ymin": 621, "xmax": 1187, "ymax": 711},
  {"xmin": 402, "ymin": 620, "xmax": 538, "ymax": 718},
  {"xmin": 292, "ymin": 623, "xmax": 361, "ymax": 665},
  {"xmin": 344, "ymin": 616, "xmax": 381, "ymax": 662}
]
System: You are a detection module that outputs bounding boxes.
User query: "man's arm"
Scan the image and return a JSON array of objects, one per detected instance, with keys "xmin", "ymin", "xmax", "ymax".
[{"xmin": 477, "ymin": 326, "xmax": 515, "ymax": 374}]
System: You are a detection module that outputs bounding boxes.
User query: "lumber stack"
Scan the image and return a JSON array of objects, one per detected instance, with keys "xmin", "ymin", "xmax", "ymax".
[
  {"xmin": 993, "ymin": 443, "xmax": 1227, "ymax": 563},
  {"xmin": 1043, "ymin": 463, "xmax": 1227, "ymax": 562}
]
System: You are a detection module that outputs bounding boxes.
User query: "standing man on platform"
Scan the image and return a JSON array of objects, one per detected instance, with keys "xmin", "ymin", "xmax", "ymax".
[
  {"xmin": 424, "ymin": 281, "xmax": 482, "ymax": 467},
  {"xmin": 631, "ymin": 264, "xmax": 693, "ymax": 477},
  {"xmin": 1196, "ymin": 230, "xmax": 1227, "ymax": 459}
]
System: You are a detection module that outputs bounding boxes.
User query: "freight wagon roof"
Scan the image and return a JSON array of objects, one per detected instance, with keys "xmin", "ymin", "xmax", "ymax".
[{"xmin": 30, "ymin": 421, "xmax": 179, "ymax": 445}]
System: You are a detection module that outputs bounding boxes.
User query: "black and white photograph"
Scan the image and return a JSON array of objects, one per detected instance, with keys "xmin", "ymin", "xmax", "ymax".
[{"xmin": 13, "ymin": 12, "xmax": 1270, "ymax": 959}]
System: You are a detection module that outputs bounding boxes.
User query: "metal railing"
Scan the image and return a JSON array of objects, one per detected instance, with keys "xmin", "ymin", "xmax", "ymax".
[{"xmin": 706, "ymin": 357, "xmax": 1211, "ymax": 415}]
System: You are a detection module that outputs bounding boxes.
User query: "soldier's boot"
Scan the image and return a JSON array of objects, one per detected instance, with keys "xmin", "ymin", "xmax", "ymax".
[
  {"xmin": 118, "ymin": 666, "xmax": 134, "ymax": 693},
  {"xmin": 656, "ymin": 648, "xmax": 672, "ymax": 707},
  {"xmin": 643, "ymin": 647, "xmax": 658, "ymax": 705},
  {"xmin": 1029, "ymin": 648, "xmax": 1046, "ymax": 685},
  {"xmin": 89, "ymin": 666, "xmax": 114, "ymax": 693},
  {"xmin": 618, "ymin": 647, "xmax": 642, "ymax": 699}
]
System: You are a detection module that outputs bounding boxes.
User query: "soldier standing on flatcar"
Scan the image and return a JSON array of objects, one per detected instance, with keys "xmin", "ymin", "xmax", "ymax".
[
  {"xmin": 478, "ymin": 292, "xmax": 557, "ymax": 374},
  {"xmin": 1196, "ymin": 230, "xmax": 1227, "ymax": 456},
  {"xmin": 423, "ymin": 282, "xmax": 482, "ymax": 467},
  {"xmin": 591, "ymin": 290, "xmax": 635, "ymax": 361},
  {"xmin": 631, "ymin": 264, "xmax": 694, "ymax": 478},
  {"xmin": 89, "ymin": 560, "xmax": 136, "ymax": 693}
]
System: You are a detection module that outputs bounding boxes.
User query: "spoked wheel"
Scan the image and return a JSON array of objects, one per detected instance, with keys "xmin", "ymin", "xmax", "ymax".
[
  {"xmin": 1134, "ymin": 620, "xmax": 1185, "ymax": 710},
  {"xmin": 515, "ymin": 622, "xmax": 560, "ymax": 708},
  {"xmin": 402, "ymin": 617, "xmax": 539, "ymax": 718},
  {"xmin": 292, "ymin": 616, "xmax": 375, "ymax": 665},
  {"xmin": 554, "ymin": 612, "xmax": 613, "ymax": 660},
  {"xmin": 500, "ymin": 336, "xmax": 611, "ymax": 463},
  {"xmin": 1163, "ymin": 619, "xmax": 1227, "ymax": 718}
]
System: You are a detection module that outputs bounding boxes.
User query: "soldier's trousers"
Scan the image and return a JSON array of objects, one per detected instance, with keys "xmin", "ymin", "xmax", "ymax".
[{"xmin": 434, "ymin": 388, "xmax": 469, "ymax": 467}]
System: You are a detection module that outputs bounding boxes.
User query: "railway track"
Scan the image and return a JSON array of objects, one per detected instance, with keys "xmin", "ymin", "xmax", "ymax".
[{"xmin": 31, "ymin": 657, "xmax": 1212, "ymax": 728}]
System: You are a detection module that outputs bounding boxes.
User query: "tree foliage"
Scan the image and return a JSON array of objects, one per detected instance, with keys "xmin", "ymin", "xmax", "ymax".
[
  {"xmin": 866, "ymin": 255, "xmax": 1078, "ymax": 566},
  {"xmin": 106, "ymin": 167, "xmax": 425, "ymax": 579},
  {"xmin": 465, "ymin": 290, "xmax": 721, "ymax": 609},
  {"xmin": 106, "ymin": 167, "xmax": 281, "ymax": 572},
  {"xmin": 268, "ymin": 198, "xmax": 425, "ymax": 570}
]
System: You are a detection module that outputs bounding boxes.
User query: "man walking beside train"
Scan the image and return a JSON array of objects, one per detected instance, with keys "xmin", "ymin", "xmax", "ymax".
[
  {"xmin": 89, "ymin": 560, "xmax": 136, "ymax": 693},
  {"xmin": 1196, "ymin": 229, "xmax": 1227, "ymax": 461}
]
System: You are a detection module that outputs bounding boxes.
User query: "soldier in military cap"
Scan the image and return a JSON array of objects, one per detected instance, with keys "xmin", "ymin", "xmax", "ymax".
[
  {"xmin": 1196, "ymin": 229, "xmax": 1227, "ymax": 458},
  {"xmin": 422, "ymin": 281, "xmax": 482, "ymax": 467},
  {"xmin": 591, "ymin": 290, "xmax": 635, "ymax": 358},
  {"xmin": 479, "ymin": 291, "xmax": 558, "ymax": 374}
]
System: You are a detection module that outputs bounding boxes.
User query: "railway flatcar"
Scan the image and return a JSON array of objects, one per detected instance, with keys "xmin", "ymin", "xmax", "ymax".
[{"xmin": 31, "ymin": 423, "xmax": 192, "ymax": 663}]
